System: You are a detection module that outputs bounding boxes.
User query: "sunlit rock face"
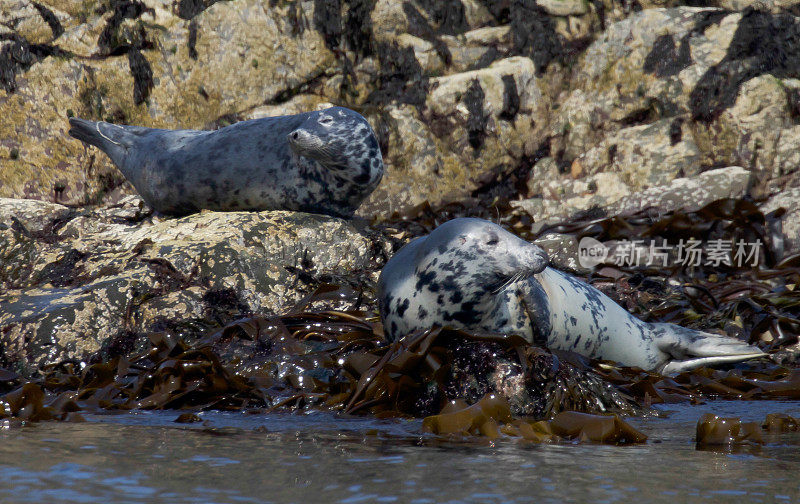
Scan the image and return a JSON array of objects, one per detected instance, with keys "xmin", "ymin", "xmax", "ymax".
[
  {"xmin": 2, "ymin": 2, "xmax": 799, "ymax": 225},
  {"xmin": 3, "ymin": 0, "xmax": 800, "ymax": 377}
]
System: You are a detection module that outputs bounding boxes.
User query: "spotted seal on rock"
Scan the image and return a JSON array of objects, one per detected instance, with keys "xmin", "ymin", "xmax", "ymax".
[
  {"xmin": 67, "ymin": 107, "xmax": 383, "ymax": 218},
  {"xmin": 378, "ymin": 218, "xmax": 765, "ymax": 374}
]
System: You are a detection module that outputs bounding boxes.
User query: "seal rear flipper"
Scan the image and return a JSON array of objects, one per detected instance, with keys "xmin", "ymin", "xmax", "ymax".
[
  {"xmin": 652, "ymin": 323, "xmax": 765, "ymax": 375},
  {"xmin": 659, "ymin": 353, "xmax": 767, "ymax": 375}
]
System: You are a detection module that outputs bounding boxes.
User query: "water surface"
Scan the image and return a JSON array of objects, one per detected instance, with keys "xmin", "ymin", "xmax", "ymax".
[{"xmin": 2, "ymin": 401, "xmax": 800, "ymax": 503}]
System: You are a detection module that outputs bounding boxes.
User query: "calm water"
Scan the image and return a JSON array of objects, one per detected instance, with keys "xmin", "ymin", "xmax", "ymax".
[{"xmin": 2, "ymin": 401, "xmax": 800, "ymax": 504}]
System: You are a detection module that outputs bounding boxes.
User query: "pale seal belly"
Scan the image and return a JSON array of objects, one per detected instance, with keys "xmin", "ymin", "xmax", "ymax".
[{"xmin": 378, "ymin": 218, "xmax": 765, "ymax": 374}]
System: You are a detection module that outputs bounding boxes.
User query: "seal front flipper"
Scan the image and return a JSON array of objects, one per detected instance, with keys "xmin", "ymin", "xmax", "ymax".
[
  {"xmin": 652, "ymin": 323, "xmax": 766, "ymax": 375},
  {"xmin": 68, "ymin": 117, "xmax": 138, "ymax": 167}
]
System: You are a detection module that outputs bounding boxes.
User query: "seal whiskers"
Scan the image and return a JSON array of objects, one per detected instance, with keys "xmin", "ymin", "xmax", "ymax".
[{"xmin": 378, "ymin": 218, "xmax": 765, "ymax": 374}]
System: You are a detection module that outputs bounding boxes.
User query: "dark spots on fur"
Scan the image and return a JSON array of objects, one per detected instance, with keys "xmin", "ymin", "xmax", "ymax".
[
  {"xmin": 354, "ymin": 173, "xmax": 370, "ymax": 184},
  {"xmin": 391, "ymin": 321, "xmax": 398, "ymax": 336},
  {"xmin": 417, "ymin": 305, "xmax": 429, "ymax": 319},
  {"xmin": 691, "ymin": 7, "xmax": 800, "ymax": 121},
  {"xmin": 669, "ymin": 118, "xmax": 684, "ymax": 145},
  {"xmin": 499, "ymin": 74, "xmax": 520, "ymax": 122},
  {"xmin": 32, "ymin": 2, "xmax": 64, "ymax": 39},
  {"xmin": 450, "ymin": 290, "xmax": 463, "ymax": 304},
  {"xmin": 451, "ymin": 302, "xmax": 480, "ymax": 325},
  {"xmin": 396, "ymin": 298, "xmax": 410, "ymax": 317},
  {"xmin": 643, "ymin": 34, "xmax": 691, "ymax": 78},
  {"xmin": 570, "ymin": 316, "xmax": 577, "ymax": 326},
  {"xmin": 464, "ymin": 78, "xmax": 488, "ymax": 150},
  {"xmin": 128, "ymin": 49, "xmax": 154, "ymax": 105}
]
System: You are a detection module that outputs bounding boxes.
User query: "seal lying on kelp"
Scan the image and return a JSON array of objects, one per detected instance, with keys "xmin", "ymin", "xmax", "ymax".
[
  {"xmin": 68, "ymin": 107, "xmax": 383, "ymax": 218},
  {"xmin": 378, "ymin": 218, "xmax": 765, "ymax": 375}
]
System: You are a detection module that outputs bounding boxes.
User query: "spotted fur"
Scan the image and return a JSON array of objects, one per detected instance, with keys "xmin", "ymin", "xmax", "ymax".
[
  {"xmin": 378, "ymin": 218, "xmax": 765, "ymax": 374},
  {"xmin": 67, "ymin": 107, "xmax": 383, "ymax": 218}
]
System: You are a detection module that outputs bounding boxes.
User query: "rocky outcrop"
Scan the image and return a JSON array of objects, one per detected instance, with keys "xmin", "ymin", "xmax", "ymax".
[
  {"xmin": 761, "ymin": 187, "xmax": 800, "ymax": 256},
  {"xmin": 1, "ymin": 0, "xmax": 336, "ymax": 205},
  {"xmin": 0, "ymin": 197, "xmax": 384, "ymax": 375},
  {"xmin": 550, "ymin": 7, "xmax": 800, "ymax": 196},
  {"xmin": 359, "ymin": 56, "xmax": 543, "ymax": 215},
  {"xmin": 516, "ymin": 166, "xmax": 754, "ymax": 223},
  {"xmin": 3, "ymin": 2, "xmax": 800, "ymax": 224}
]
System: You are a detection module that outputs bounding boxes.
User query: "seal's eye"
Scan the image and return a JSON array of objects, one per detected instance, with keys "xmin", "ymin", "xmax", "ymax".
[
  {"xmin": 486, "ymin": 236, "xmax": 499, "ymax": 246},
  {"xmin": 319, "ymin": 116, "xmax": 333, "ymax": 125}
]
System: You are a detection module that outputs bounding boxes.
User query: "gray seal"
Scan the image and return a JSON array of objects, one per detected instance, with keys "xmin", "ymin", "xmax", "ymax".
[
  {"xmin": 378, "ymin": 218, "xmax": 765, "ymax": 374},
  {"xmin": 67, "ymin": 106, "xmax": 383, "ymax": 218}
]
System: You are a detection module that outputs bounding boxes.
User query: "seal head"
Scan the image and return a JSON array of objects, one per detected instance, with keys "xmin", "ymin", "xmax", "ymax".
[
  {"xmin": 378, "ymin": 218, "xmax": 549, "ymax": 341},
  {"xmin": 288, "ymin": 107, "xmax": 383, "ymax": 190}
]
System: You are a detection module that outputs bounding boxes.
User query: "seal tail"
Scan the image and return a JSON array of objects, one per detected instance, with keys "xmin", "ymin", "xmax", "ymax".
[
  {"xmin": 68, "ymin": 117, "xmax": 133, "ymax": 166},
  {"xmin": 653, "ymin": 323, "xmax": 765, "ymax": 375}
]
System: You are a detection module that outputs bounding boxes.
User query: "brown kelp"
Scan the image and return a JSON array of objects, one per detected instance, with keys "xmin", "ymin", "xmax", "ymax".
[{"xmin": 2, "ymin": 197, "xmax": 800, "ymax": 444}]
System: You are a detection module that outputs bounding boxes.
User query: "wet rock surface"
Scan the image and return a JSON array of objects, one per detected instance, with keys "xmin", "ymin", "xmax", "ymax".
[
  {"xmin": 2, "ymin": 1, "xmax": 800, "ymax": 433},
  {"xmin": 0, "ymin": 197, "xmax": 384, "ymax": 375}
]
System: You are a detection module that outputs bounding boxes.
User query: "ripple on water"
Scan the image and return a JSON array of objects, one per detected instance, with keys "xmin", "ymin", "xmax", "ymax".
[{"xmin": 0, "ymin": 402, "xmax": 799, "ymax": 503}]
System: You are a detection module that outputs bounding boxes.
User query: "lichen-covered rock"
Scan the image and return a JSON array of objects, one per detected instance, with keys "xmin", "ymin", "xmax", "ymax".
[
  {"xmin": 360, "ymin": 56, "xmax": 543, "ymax": 216},
  {"xmin": 578, "ymin": 117, "xmax": 702, "ymax": 190},
  {"xmin": 536, "ymin": 0, "xmax": 589, "ymax": 17},
  {"xmin": 359, "ymin": 104, "xmax": 454, "ymax": 215},
  {"xmin": 761, "ymin": 187, "xmax": 800, "ymax": 255},
  {"xmin": 520, "ymin": 172, "xmax": 631, "ymax": 223},
  {"xmin": 0, "ymin": 0, "xmax": 335, "ymax": 205},
  {"xmin": 0, "ymin": 198, "xmax": 382, "ymax": 375},
  {"xmin": 553, "ymin": 7, "xmax": 800, "ymax": 194},
  {"xmin": 606, "ymin": 166, "xmax": 753, "ymax": 215},
  {"xmin": 512, "ymin": 166, "xmax": 753, "ymax": 223}
]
